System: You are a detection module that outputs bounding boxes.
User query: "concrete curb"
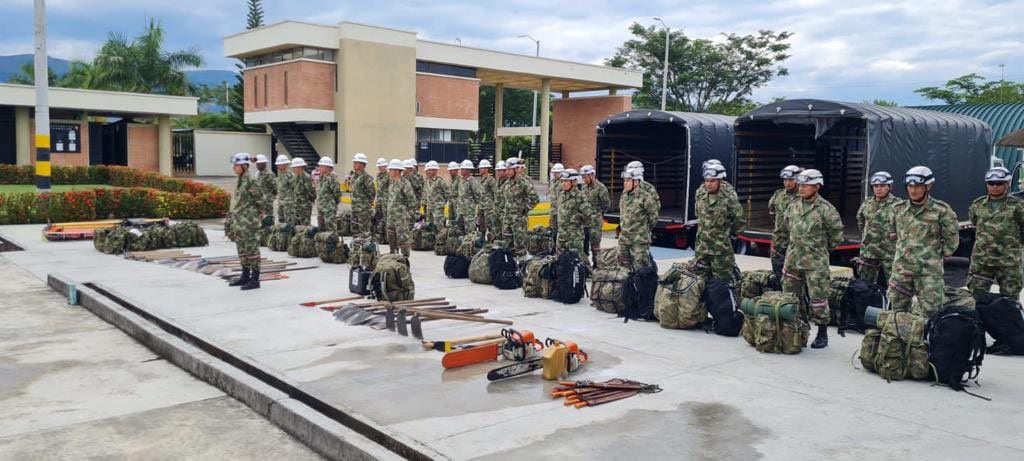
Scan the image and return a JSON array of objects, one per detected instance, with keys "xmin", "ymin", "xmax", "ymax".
[{"xmin": 47, "ymin": 274, "xmax": 406, "ymax": 461}]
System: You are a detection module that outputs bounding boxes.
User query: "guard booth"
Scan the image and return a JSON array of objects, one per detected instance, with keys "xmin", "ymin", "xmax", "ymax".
[{"xmin": 596, "ymin": 110, "xmax": 735, "ymax": 248}]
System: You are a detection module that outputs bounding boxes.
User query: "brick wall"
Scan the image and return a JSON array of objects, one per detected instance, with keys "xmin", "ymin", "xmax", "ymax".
[
  {"xmin": 415, "ymin": 73, "xmax": 479, "ymax": 120},
  {"xmin": 127, "ymin": 124, "xmax": 158, "ymax": 171},
  {"xmin": 245, "ymin": 60, "xmax": 335, "ymax": 113},
  {"xmin": 552, "ymin": 96, "xmax": 632, "ymax": 169},
  {"xmin": 29, "ymin": 120, "xmax": 89, "ymax": 167}
]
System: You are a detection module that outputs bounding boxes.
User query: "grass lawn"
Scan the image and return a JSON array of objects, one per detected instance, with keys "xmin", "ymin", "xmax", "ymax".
[{"xmin": 0, "ymin": 184, "xmax": 119, "ymax": 194}]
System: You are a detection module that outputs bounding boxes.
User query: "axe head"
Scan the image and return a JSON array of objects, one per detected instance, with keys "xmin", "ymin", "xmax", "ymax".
[
  {"xmin": 385, "ymin": 306, "xmax": 396, "ymax": 331},
  {"xmin": 396, "ymin": 309, "xmax": 408, "ymax": 336},
  {"xmin": 410, "ymin": 314, "xmax": 423, "ymax": 339}
]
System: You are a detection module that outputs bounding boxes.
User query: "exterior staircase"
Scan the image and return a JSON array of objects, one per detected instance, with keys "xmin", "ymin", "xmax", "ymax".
[{"xmin": 269, "ymin": 123, "xmax": 320, "ymax": 171}]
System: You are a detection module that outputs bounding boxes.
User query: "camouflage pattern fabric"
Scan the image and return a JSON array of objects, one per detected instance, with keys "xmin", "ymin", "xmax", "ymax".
[
  {"xmin": 276, "ymin": 170, "xmax": 295, "ymax": 224},
  {"xmin": 768, "ymin": 188, "xmax": 799, "ymax": 273},
  {"xmin": 291, "ymin": 171, "xmax": 315, "ymax": 227},
  {"xmin": 316, "ymin": 173, "xmax": 342, "ymax": 230},
  {"xmin": 548, "ymin": 178, "xmax": 561, "ymax": 233},
  {"xmin": 449, "ymin": 175, "xmax": 462, "ymax": 223},
  {"xmin": 655, "ymin": 262, "xmax": 707, "ymax": 329},
  {"xmin": 171, "ymin": 222, "xmax": 208, "ymax": 247},
  {"xmin": 402, "ymin": 175, "xmax": 421, "ymax": 223},
  {"xmin": 776, "ymin": 195, "xmax": 844, "ymax": 325},
  {"xmin": 456, "ymin": 176, "xmax": 480, "ymax": 237},
  {"xmin": 287, "ymin": 226, "xmax": 319, "ymax": 258},
  {"xmin": 267, "ymin": 223, "xmax": 295, "ymax": 252},
  {"xmin": 371, "ymin": 253, "xmax": 415, "ymax": 301},
  {"xmin": 257, "ymin": 170, "xmax": 276, "ymax": 219},
  {"xmin": 93, "ymin": 228, "xmax": 108, "ymax": 252},
  {"xmin": 346, "ymin": 169, "xmax": 375, "ymax": 235},
  {"xmin": 590, "ymin": 266, "xmax": 630, "ymax": 314},
  {"xmin": 423, "ymin": 176, "xmax": 450, "ymax": 228},
  {"xmin": 408, "ymin": 171, "xmax": 425, "ymax": 206},
  {"xmin": 967, "ymin": 194, "xmax": 1024, "ymax": 297},
  {"xmin": 555, "ymin": 186, "xmax": 593, "ymax": 258},
  {"xmin": 228, "ymin": 173, "xmax": 263, "ymax": 272},
  {"xmin": 522, "ymin": 254, "xmax": 557, "ymax": 299},
  {"xmin": 856, "ymin": 193, "xmax": 903, "ymax": 284},
  {"xmin": 315, "ymin": 231, "xmax": 349, "ymax": 264},
  {"xmin": 888, "ymin": 197, "xmax": 959, "ymax": 316},
  {"xmin": 333, "ymin": 209, "xmax": 352, "ymax": 236},
  {"xmin": 694, "ymin": 185, "xmax": 745, "ymax": 280},
  {"xmin": 502, "ymin": 174, "xmax": 540, "ymax": 256},
  {"xmin": 526, "ymin": 226, "xmax": 554, "ymax": 255},
  {"xmin": 695, "ymin": 180, "xmax": 737, "ymax": 202},
  {"xmin": 374, "ymin": 171, "xmax": 390, "ymax": 236},
  {"xmin": 386, "ymin": 175, "xmax": 417, "ymax": 257},
  {"xmin": 583, "ymin": 179, "xmax": 611, "ymax": 265},
  {"xmin": 617, "ymin": 181, "xmax": 660, "ymax": 269},
  {"xmin": 477, "ymin": 174, "xmax": 499, "ymax": 240}
]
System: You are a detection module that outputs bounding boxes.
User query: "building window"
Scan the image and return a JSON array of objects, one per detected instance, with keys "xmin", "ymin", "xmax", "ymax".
[
  {"xmin": 243, "ymin": 46, "xmax": 337, "ymax": 68},
  {"xmin": 416, "ymin": 61, "xmax": 477, "ymax": 78}
]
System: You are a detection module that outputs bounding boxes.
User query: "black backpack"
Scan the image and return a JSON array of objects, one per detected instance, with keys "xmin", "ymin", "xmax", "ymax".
[
  {"xmin": 975, "ymin": 293, "xmax": 1024, "ymax": 355},
  {"xmin": 840, "ymin": 279, "xmax": 886, "ymax": 334},
  {"xmin": 549, "ymin": 251, "xmax": 589, "ymax": 304},
  {"xmin": 621, "ymin": 266, "xmax": 658, "ymax": 322},
  {"xmin": 489, "ymin": 248, "xmax": 522, "ymax": 290},
  {"xmin": 443, "ymin": 254, "xmax": 470, "ymax": 279},
  {"xmin": 926, "ymin": 307, "xmax": 986, "ymax": 391},
  {"xmin": 703, "ymin": 277, "xmax": 743, "ymax": 336}
]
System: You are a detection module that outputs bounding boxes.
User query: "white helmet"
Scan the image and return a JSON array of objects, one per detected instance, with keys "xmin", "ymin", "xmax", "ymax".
[
  {"xmin": 376, "ymin": 157, "xmax": 388, "ymax": 167},
  {"xmin": 870, "ymin": 171, "xmax": 894, "ymax": 185},
  {"xmin": 318, "ymin": 156, "xmax": 335, "ymax": 168},
  {"xmin": 626, "ymin": 160, "xmax": 644, "ymax": 172},
  {"xmin": 461, "ymin": 159, "xmax": 475, "ymax": 169},
  {"xmin": 560, "ymin": 169, "xmax": 581, "ymax": 181},
  {"xmin": 703, "ymin": 164, "xmax": 727, "ymax": 179},
  {"xmin": 478, "ymin": 159, "xmax": 492, "ymax": 169},
  {"xmin": 581, "ymin": 165, "xmax": 596, "ymax": 176},
  {"xmin": 551, "ymin": 163, "xmax": 565, "ymax": 173},
  {"xmin": 290, "ymin": 157, "xmax": 307, "ymax": 168},
  {"xmin": 796, "ymin": 169, "xmax": 824, "ymax": 186},
  {"xmin": 505, "ymin": 157, "xmax": 518, "ymax": 167},
  {"xmin": 231, "ymin": 152, "xmax": 252, "ymax": 165},
  {"xmin": 780, "ymin": 165, "xmax": 803, "ymax": 179},
  {"xmin": 495, "ymin": 161, "xmax": 507, "ymax": 171},
  {"xmin": 448, "ymin": 161, "xmax": 460, "ymax": 171},
  {"xmin": 403, "ymin": 159, "xmax": 416, "ymax": 169},
  {"xmin": 905, "ymin": 166, "xmax": 935, "ymax": 185},
  {"xmin": 985, "ymin": 167, "xmax": 1011, "ymax": 183},
  {"xmin": 255, "ymin": 154, "xmax": 268, "ymax": 164},
  {"xmin": 353, "ymin": 153, "xmax": 369, "ymax": 164},
  {"xmin": 274, "ymin": 154, "xmax": 290, "ymax": 166},
  {"xmin": 621, "ymin": 167, "xmax": 644, "ymax": 181},
  {"xmin": 702, "ymin": 159, "xmax": 723, "ymax": 169},
  {"xmin": 425, "ymin": 160, "xmax": 440, "ymax": 170},
  {"xmin": 388, "ymin": 159, "xmax": 405, "ymax": 170}
]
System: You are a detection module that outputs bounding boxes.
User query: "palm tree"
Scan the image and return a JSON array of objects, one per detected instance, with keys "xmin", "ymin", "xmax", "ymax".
[
  {"xmin": 92, "ymin": 19, "xmax": 203, "ymax": 96},
  {"xmin": 6, "ymin": 61, "xmax": 56, "ymax": 85},
  {"xmin": 58, "ymin": 60, "xmax": 100, "ymax": 88}
]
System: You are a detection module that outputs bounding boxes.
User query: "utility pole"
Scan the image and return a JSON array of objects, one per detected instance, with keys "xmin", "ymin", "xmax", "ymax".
[
  {"xmin": 519, "ymin": 34, "xmax": 540, "ymax": 145},
  {"xmin": 224, "ymin": 80, "xmax": 229, "ymax": 107},
  {"xmin": 34, "ymin": 0, "xmax": 50, "ymax": 191},
  {"xmin": 654, "ymin": 17, "xmax": 671, "ymax": 111}
]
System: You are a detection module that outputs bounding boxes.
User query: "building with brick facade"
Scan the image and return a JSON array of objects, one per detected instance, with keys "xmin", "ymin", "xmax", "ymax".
[{"xmin": 223, "ymin": 21, "xmax": 642, "ymax": 179}]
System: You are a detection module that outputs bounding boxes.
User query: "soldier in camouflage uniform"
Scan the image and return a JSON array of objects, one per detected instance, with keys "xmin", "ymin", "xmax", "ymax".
[
  {"xmin": 226, "ymin": 153, "xmax": 263, "ymax": 291},
  {"xmin": 555, "ymin": 169, "xmax": 593, "ymax": 258},
  {"xmin": 315, "ymin": 157, "xmax": 342, "ymax": 230},
  {"xmin": 776, "ymin": 169, "xmax": 844, "ymax": 349},
  {"xmin": 476, "ymin": 159, "xmax": 499, "ymax": 241},
  {"xmin": 455, "ymin": 159, "xmax": 479, "ymax": 237},
  {"xmin": 405, "ymin": 159, "xmax": 425, "ymax": 207},
  {"xmin": 694, "ymin": 163, "xmax": 746, "ymax": 280},
  {"xmin": 374, "ymin": 157, "xmax": 390, "ymax": 236},
  {"xmin": 967, "ymin": 166, "xmax": 1024, "ymax": 298},
  {"xmin": 290, "ymin": 158, "xmax": 315, "ymax": 226},
  {"xmin": 422, "ymin": 161, "xmax": 449, "ymax": 227},
  {"xmin": 386, "ymin": 159, "xmax": 417, "ymax": 256},
  {"xmin": 694, "ymin": 159, "xmax": 737, "ymax": 201},
  {"xmin": 344, "ymin": 153, "xmax": 375, "ymax": 235},
  {"xmin": 503, "ymin": 157, "xmax": 540, "ymax": 256},
  {"xmin": 855, "ymin": 171, "xmax": 903, "ymax": 285},
  {"xmin": 254, "ymin": 155, "xmax": 276, "ymax": 222},
  {"xmin": 447, "ymin": 161, "xmax": 462, "ymax": 228},
  {"xmin": 548, "ymin": 163, "xmax": 564, "ymax": 235},
  {"xmin": 769, "ymin": 165, "xmax": 803, "ymax": 277},
  {"xmin": 889, "ymin": 166, "xmax": 959, "ymax": 318},
  {"xmin": 274, "ymin": 155, "xmax": 293, "ymax": 224},
  {"xmin": 581, "ymin": 165, "xmax": 610, "ymax": 267},
  {"xmin": 617, "ymin": 166, "xmax": 661, "ymax": 269}
]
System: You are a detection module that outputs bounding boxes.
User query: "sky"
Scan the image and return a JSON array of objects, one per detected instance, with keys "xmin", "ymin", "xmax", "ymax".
[{"xmin": 1, "ymin": 0, "xmax": 1022, "ymax": 106}]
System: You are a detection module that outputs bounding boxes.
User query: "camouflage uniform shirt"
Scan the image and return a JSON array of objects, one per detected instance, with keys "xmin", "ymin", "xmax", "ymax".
[
  {"xmin": 856, "ymin": 193, "xmax": 903, "ymax": 261},
  {"xmin": 769, "ymin": 188, "xmax": 799, "ymax": 248},
  {"xmin": 891, "ymin": 197, "xmax": 959, "ymax": 276},
  {"xmin": 694, "ymin": 188, "xmax": 745, "ymax": 256},
  {"xmin": 618, "ymin": 182, "xmax": 661, "ymax": 246},
  {"xmin": 969, "ymin": 194, "xmax": 1024, "ymax": 268},
  {"xmin": 556, "ymin": 185, "xmax": 593, "ymax": 256},
  {"xmin": 291, "ymin": 171, "xmax": 316, "ymax": 225},
  {"xmin": 256, "ymin": 170, "xmax": 276, "ymax": 218},
  {"xmin": 315, "ymin": 173, "xmax": 342, "ymax": 225},
  {"xmin": 776, "ymin": 195, "xmax": 844, "ymax": 270},
  {"xmin": 423, "ymin": 175, "xmax": 450, "ymax": 226}
]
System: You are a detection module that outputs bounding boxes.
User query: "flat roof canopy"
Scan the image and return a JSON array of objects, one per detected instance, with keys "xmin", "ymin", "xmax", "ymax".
[
  {"xmin": 0, "ymin": 84, "xmax": 198, "ymax": 117},
  {"xmin": 998, "ymin": 128, "xmax": 1024, "ymax": 148}
]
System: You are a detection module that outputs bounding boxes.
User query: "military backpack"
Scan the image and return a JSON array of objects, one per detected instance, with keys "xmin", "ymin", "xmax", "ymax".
[
  {"xmin": 522, "ymin": 254, "xmax": 557, "ymax": 299},
  {"xmin": 412, "ymin": 223, "xmax": 437, "ymax": 251},
  {"xmin": 704, "ymin": 277, "xmax": 743, "ymax": 336},
  {"xmin": 171, "ymin": 222, "xmax": 208, "ymax": 247},
  {"xmin": 267, "ymin": 223, "xmax": 295, "ymax": 252},
  {"xmin": 315, "ymin": 231, "xmax": 349, "ymax": 264},
  {"xmin": 469, "ymin": 246, "xmax": 497, "ymax": 284},
  {"xmin": 526, "ymin": 226, "xmax": 554, "ymax": 255},
  {"xmin": 93, "ymin": 228, "xmax": 109, "ymax": 252},
  {"xmin": 975, "ymin": 293, "xmax": 1024, "ymax": 355},
  {"xmin": 288, "ymin": 226, "xmax": 319, "ymax": 258},
  {"xmin": 349, "ymin": 235, "xmax": 379, "ymax": 270},
  {"xmin": 622, "ymin": 266, "xmax": 658, "ymax": 321},
  {"xmin": 740, "ymin": 291, "xmax": 809, "ymax": 354},
  {"xmin": 739, "ymin": 270, "xmax": 780, "ymax": 300},
  {"xmin": 334, "ymin": 209, "xmax": 352, "ymax": 236},
  {"xmin": 489, "ymin": 247, "xmax": 522, "ymax": 290},
  {"xmin": 859, "ymin": 309, "xmax": 929, "ymax": 381},
  {"xmin": 926, "ymin": 306, "xmax": 986, "ymax": 391},
  {"xmin": 370, "ymin": 253, "xmax": 415, "ymax": 301},
  {"xmin": 590, "ymin": 266, "xmax": 630, "ymax": 314},
  {"xmin": 655, "ymin": 262, "xmax": 706, "ymax": 329},
  {"xmin": 434, "ymin": 226, "xmax": 449, "ymax": 256}
]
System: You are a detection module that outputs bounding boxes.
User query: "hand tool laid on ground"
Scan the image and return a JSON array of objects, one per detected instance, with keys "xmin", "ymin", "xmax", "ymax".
[
  {"xmin": 422, "ymin": 333, "xmax": 505, "ymax": 352},
  {"xmin": 394, "ymin": 308, "xmax": 491, "ymax": 338},
  {"xmin": 300, "ymin": 295, "xmax": 365, "ymax": 307},
  {"xmin": 550, "ymin": 379, "xmax": 662, "ymax": 409},
  {"xmin": 487, "ymin": 338, "xmax": 589, "ymax": 381},
  {"xmin": 441, "ymin": 329, "xmax": 541, "ymax": 369}
]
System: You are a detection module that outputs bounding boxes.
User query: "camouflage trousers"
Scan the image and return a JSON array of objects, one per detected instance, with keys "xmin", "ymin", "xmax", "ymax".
[
  {"xmin": 618, "ymin": 241, "xmax": 652, "ymax": 270},
  {"xmin": 478, "ymin": 207, "xmax": 499, "ymax": 241},
  {"xmin": 317, "ymin": 205, "xmax": 337, "ymax": 231},
  {"xmin": 557, "ymin": 233, "xmax": 585, "ymax": 260},
  {"xmin": 387, "ymin": 217, "xmax": 411, "ymax": 257},
  {"xmin": 585, "ymin": 219, "xmax": 603, "ymax": 265},
  {"xmin": 887, "ymin": 273, "xmax": 944, "ymax": 318},
  {"xmin": 855, "ymin": 256, "xmax": 892, "ymax": 287},
  {"xmin": 770, "ymin": 246, "xmax": 785, "ymax": 278},
  {"xmin": 781, "ymin": 266, "xmax": 831, "ymax": 325},
  {"xmin": 694, "ymin": 252, "xmax": 736, "ymax": 280},
  {"xmin": 426, "ymin": 206, "xmax": 445, "ymax": 228},
  {"xmin": 235, "ymin": 236, "xmax": 261, "ymax": 272},
  {"xmin": 276, "ymin": 200, "xmax": 292, "ymax": 225},
  {"xmin": 967, "ymin": 262, "xmax": 1023, "ymax": 298},
  {"xmin": 352, "ymin": 203, "xmax": 372, "ymax": 235},
  {"xmin": 502, "ymin": 214, "xmax": 530, "ymax": 256},
  {"xmin": 293, "ymin": 205, "xmax": 312, "ymax": 227}
]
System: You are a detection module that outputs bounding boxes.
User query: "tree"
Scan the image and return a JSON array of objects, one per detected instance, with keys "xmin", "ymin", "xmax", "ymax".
[
  {"xmin": 476, "ymin": 86, "xmax": 537, "ymax": 142},
  {"xmin": 915, "ymin": 73, "xmax": 1024, "ymax": 104},
  {"xmin": 172, "ymin": 112, "xmax": 236, "ymax": 130},
  {"xmin": 866, "ymin": 99, "xmax": 899, "ymax": 107},
  {"xmin": 7, "ymin": 61, "xmax": 56, "ymax": 85},
  {"xmin": 607, "ymin": 23, "xmax": 792, "ymax": 115},
  {"xmin": 226, "ymin": 63, "xmax": 260, "ymax": 131},
  {"xmin": 247, "ymin": 0, "xmax": 265, "ymax": 30},
  {"xmin": 91, "ymin": 19, "xmax": 203, "ymax": 96}
]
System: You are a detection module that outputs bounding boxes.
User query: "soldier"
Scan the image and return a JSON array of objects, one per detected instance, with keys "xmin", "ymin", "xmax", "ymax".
[
  {"xmin": 254, "ymin": 155, "xmax": 275, "ymax": 222},
  {"xmin": 274, "ymin": 154, "xmax": 293, "ymax": 224},
  {"xmin": 581, "ymin": 165, "xmax": 610, "ymax": 267},
  {"xmin": 374, "ymin": 157, "xmax": 390, "ymax": 238},
  {"xmin": 625, "ymin": 160, "xmax": 659, "ymax": 201},
  {"xmin": 503, "ymin": 157, "xmax": 540, "ymax": 255},
  {"xmin": 476, "ymin": 159, "xmax": 499, "ymax": 240},
  {"xmin": 447, "ymin": 161, "xmax": 462, "ymax": 228},
  {"xmin": 555, "ymin": 169, "xmax": 593, "ymax": 258},
  {"xmin": 855, "ymin": 171, "xmax": 903, "ymax": 285},
  {"xmin": 344, "ymin": 153, "xmax": 375, "ymax": 235},
  {"xmin": 386, "ymin": 159, "xmax": 417, "ymax": 257},
  {"xmin": 226, "ymin": 153, "xmax": 263, "ymax": 291},
  {"xmin": 422, "ymin": 160, "xmax": 450, "ymax": 228},
  {"xmin": 315, "ymin": 157, "xmax": 342, "ymax": 230},
  {"xmin": 405, "ymin": 158, "xmax": 425, "ymax": 206},
  {"xmin": 967, "ymin": 166, "xmax": 1024, "ymax": 298},
  {"xmin": 769, "ymin": 165, "xmax": 803, "ymax": 276},
  {"xmin": 617, "ymin": 166, "xmax": 661, "ymax": 269},
  {"xmin": 290, "ymin": 158, "xmax": 315, "ymax": 226},
  {"xmin": 889, "ymin": 166, "xmax": 959, "ymax": 318},
  {"xmin": 775, "ymin": 169, "xmax": 844, "ymax": 349},
  {"xmin": 548, "ymin": 163, "xmax": 564, "ymax": 235},
  {"xmin": 456, "ymin": 159, "xmax": 479, "ymax": 237},
  {"xmin": 495, "ymin": 161, "xmax": 509, "ymax": 232},
  {"xmin": 695, "ymin": 159, "xmax": 737, "ymax": 200},
  {"xmin": 694, "ymin": 163, "xmax": 746, "ymax": 280}
]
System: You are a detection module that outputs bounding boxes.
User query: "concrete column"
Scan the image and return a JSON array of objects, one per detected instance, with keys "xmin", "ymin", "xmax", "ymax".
[
  {"xmin": 539, "ymin": 78, "xmax": 551, "ymax": 180},
  {"xmin": 493, "ymin": 83, "xmax": 504, "ymax": 160},
  {"xmin": 15, "ymin": 106, "xmax": 30, "ymax": 165},
  {"xmin": 158, "ymin": 115, "xmax": 172, "ymax": 176},
  {"xmin": 609, "ymin": 88, "xmax": 618, "ymax": 96}
]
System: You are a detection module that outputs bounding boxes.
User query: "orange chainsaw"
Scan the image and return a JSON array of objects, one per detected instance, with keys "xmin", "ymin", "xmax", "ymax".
[
  {"xmin": 441, "ymin": 328, "xmax": 542, "ymax": 369},
  {"xmin": 486, "ymin": 337, "xmax": 588, "ymax": 381}
]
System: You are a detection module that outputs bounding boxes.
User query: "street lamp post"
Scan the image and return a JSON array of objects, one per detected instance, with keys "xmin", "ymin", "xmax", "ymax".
[
  {"xmin": 654, "ymin": 17, "xmax": 670, "ymax": 111},
  {"xmin": 34, "ymin": 0, "xmax": 50, "ymax": 190}
]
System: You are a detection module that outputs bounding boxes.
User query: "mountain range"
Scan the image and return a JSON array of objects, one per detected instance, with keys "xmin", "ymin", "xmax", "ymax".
[{"xmin": 0, "ymin": 54, "xmax": 236, "ymax": 88}]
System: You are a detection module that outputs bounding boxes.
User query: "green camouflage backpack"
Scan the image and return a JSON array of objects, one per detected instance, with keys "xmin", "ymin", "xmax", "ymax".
[
  {"xmin": 288, "ymin": 226, "xmax": 319, "ymax": 258},
  {"xmin": 267, "ymin": 223, "xmax": 295, "ymax": 252},
  {"xmin": 93, "ymin": 228, "xmax": 109, "ymax": 252},
  {"xmin": 590, "ymin": 266, "xmax": 630, "ymax": 314},
  {"xmin": 863, "ymin": 309, "xmax": 929, "ymax": 381},
  {"xmin": 315, "ymin": 231, "xmax": 349, "ymax": 264},
  {"xmin": 127, "ymin": 228, "xmax": 149, "ymax": 252},
  {"xmin": 828, "ymin": 276, "xmax": 853, "ymax": 325},
  {"xmin": 740, "ymin": 291, "xmax": 808, "ymax": 354},
  {"xmin": 100, "ymin": 226, "xmax": 130, "ymax": 254},
  {"xmin": 654, "ymin": 262, "xmax": 706, "ymax": 329},
  {"xmin": 349, "ymin": 235, "xmax": 379, "ymax": 270},
  {"xmin": 469, "ymin": 246, "xmax": 497, "ymax": 284},
  {"xmin": 522, "ymin": 254, "xmax": 557, "ymax": 298},
  {"xmin": 739, "ymin": 270, "xmax": 780, "ymax": 301},
  {"xmin": 141, "ymin": 225, "xmax": 175, "ymax": 250},
  {"xmin": 171, "ymin": 222, "xmax": 208, "ymax": 248},
  {"xmin": 412, "ymin": 223, "xmax": 436, "ymax": 251},
  {"xmin": 434, "ymin": 226, "xmax": 449, "ymax": 256},
  {"xmin": 334, "ymin": 209, "xmax": 352, "ymax": 236},
  {"xmin": 370, "ymin": 253, "xmax": 415, "ymax": 301},
  {"xmin": 526, "ymin": 226, "xmax": 554, "ymax": 255},
  {"xmin": 457, "ymin": 233, "xmax": 483, "ymax": 258}
]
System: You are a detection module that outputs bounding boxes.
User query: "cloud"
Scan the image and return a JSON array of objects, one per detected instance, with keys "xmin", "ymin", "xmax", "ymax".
[{"xmin": 0, "ymin": 38, "xmax": 101, "ymax": 62}]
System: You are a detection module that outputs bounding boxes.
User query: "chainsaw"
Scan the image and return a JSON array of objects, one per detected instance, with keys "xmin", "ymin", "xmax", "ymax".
[
  {"xmin": 486, "ymin": 337, "xmax": 588, "ymax": 381},
  {"xmin": 441, "ymin": 328, "xmax": 542, "ymax": 369}
]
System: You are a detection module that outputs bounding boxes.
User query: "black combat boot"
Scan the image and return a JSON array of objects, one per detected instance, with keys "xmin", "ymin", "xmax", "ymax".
[
  {"xmin": 811, "ymin": 324, "xmax": 828, "ymax": 349},
  {"xmin": 241, "ymin": 268, "xmax": 260, "ymax": 290},
  {"xmin": 229, "ymin": 267, "xmax": 250, "ymax": 287}
]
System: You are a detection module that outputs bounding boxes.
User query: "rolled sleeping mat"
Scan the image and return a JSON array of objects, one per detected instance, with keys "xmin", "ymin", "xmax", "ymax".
[
  {"xmin": 740, "ymin": 299, "xmax": 799, "ymax": 321},
  {"xmin": 863, "ymin": 306, "xmax": 883, "ymax": 328}
]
